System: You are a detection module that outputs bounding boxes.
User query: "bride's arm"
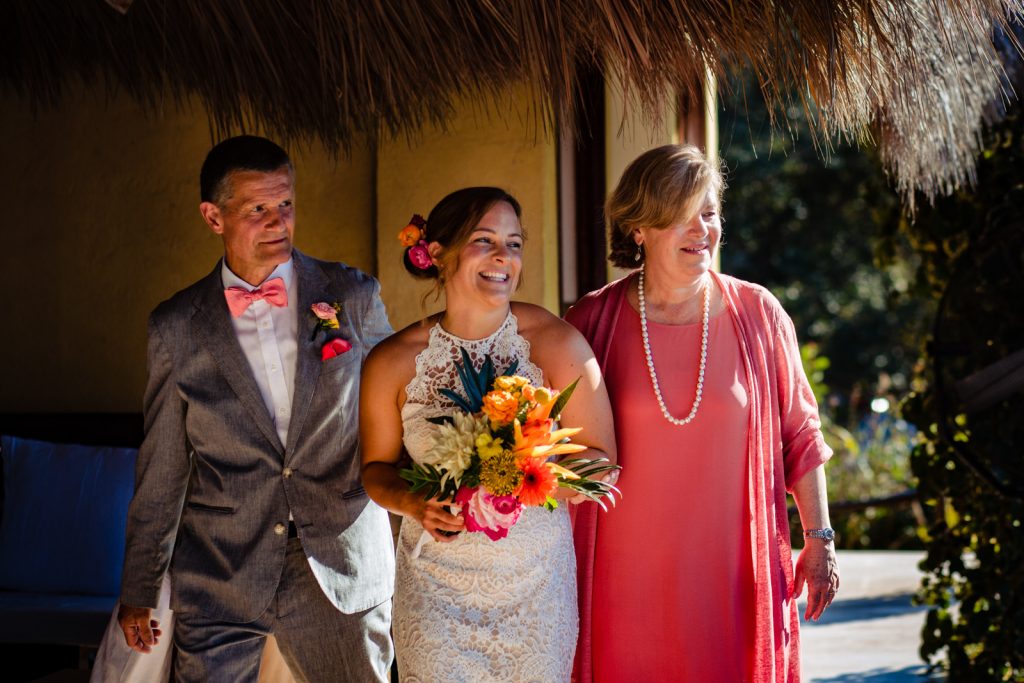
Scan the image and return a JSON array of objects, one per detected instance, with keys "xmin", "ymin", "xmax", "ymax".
[
  {"xmin": 526, "ymin": 311, "xmax": 618, "ymax": 499},
  {"xmin": 360, "ymin": 340, "xmax": 465, "ymax": 541}
]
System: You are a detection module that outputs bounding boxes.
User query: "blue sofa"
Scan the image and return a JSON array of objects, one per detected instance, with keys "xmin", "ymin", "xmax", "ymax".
[{"xmin": 0, "ymin": 414, "xmax": 141, "ymax": 648}]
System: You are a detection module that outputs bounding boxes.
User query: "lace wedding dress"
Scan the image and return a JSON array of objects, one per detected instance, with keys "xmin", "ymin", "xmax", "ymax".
[{"xmin": 394, "ymin": 312, "xmax": 578, "ymax": 682}]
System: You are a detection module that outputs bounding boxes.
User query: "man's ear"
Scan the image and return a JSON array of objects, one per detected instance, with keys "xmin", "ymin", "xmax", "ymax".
[{"xmin": 199, "ymin": 202, "xmax": 224, "ymax": 235}]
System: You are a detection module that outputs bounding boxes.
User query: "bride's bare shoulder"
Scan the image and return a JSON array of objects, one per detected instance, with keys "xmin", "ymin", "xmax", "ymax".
[
  {"xmin": 365, "ymin": 315, "xmax": 438, "ymax": 378},
  {"xmin": 512, "ymin": 302, "xmax": 583, "ymax": 346}
]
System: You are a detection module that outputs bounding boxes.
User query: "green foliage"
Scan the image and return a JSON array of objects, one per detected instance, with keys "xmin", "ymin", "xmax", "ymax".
[
  {"xmin": 721, "ymin": 73, "xmax": 928, "ymax": 550},
  {"xmin": 888, "ymin": 98, "xmax": 1024, "ymax": 679},
  {"xmin": 720, "ymin": 74, "xmax": 932, "ymax": 427},
  {"xmin": 399, "ymin": 463, "xmax": 458, "ymax": 502},
  {"xmin": 439, "ymin": 348, "xmax": 518, "ymax": 413},
  {"xmin": 554, "ymin": 456, "xmax": 621, "ymax": 510},
  {"xmin": 548, "ymin": 376, "xmax": 579, "ymax": 421},
  {"xmin": 800, "ymin": 343, "xmax": 921, "ymax": 550}
]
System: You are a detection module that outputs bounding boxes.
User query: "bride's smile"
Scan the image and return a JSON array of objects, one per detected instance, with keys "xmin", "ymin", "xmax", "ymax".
[{"xmin": 441, "ymin": 200, "xmax": 524, "ymax": 332}]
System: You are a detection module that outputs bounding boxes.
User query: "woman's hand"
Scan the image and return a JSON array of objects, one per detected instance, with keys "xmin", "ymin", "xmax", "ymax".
[
  {"xmin": 791, "ymin": 464, "xmax": 838, "ymax": 620},
  {"xmin": 407, "ymin": 493, "xmax": 465, "ymax": 542},
  {"xmin": 794, "ymin": 539, "xmax": 840, "ymax": 621}
]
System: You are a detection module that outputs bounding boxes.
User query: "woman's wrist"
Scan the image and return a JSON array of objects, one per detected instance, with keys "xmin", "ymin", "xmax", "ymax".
[{"xmin": 802, "ymin": 527, "xmax": 836, "ymax": 543}]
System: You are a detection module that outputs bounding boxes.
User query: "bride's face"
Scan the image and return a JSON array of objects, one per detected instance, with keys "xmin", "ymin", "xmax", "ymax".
[{"xmin": 444, "ymin": 201, "xmax": 523, "ymax": 308}]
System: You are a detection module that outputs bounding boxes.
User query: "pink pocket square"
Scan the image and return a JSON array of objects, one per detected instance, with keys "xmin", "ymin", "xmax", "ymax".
[{"xmin": 321, "ymin": 338, "xmax": 352, "ymax": 361}]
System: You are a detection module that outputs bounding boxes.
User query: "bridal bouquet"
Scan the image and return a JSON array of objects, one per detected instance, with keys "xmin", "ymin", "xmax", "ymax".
[{"xmin": 400, "ymin": 349, "xmax": 620, "ymax": 541}]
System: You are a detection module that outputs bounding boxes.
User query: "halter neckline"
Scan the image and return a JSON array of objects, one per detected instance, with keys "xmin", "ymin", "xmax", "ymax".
[{"xmin": 432, "ymin": 309, "xmax": 515, "ymax": 345}]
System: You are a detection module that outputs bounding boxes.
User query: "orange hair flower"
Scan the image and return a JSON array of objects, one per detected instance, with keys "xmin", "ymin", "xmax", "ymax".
[
  {"xmin": 515, "ymin": 457, "xmax": 558, "ymax": 507},
  {"xmin": 397, "ymin": 214, "xmax": 427, "ymax": 247}
]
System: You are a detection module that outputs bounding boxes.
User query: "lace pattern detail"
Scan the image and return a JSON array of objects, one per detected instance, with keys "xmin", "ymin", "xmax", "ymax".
[{"xmin": 394, "ymin": 312, "xmax": 578, "ymax": 682}]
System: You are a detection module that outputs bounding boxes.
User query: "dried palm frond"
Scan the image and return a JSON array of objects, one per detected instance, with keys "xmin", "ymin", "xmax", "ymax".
[{"xmin": 0, "ymin": 0, "xmax": 1020, "ymax": 204}]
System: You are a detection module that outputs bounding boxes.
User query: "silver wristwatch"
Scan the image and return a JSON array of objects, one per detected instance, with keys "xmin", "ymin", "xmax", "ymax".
[{"xmin": 803, "ymin": 527, "xmax": 836, "ymax": 542}]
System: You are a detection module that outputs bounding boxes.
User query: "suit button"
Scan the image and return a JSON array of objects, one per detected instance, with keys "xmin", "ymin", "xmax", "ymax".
[
  {"xmin": 283, "ymin": 467, "xmax": 293, "ymax": 478},
  {"xmin": 274, "ymin": 523, "xmax": 287, "ymax": 536}
]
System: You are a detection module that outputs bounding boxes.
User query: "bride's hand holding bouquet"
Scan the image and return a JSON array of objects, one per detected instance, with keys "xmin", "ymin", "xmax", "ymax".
[{"xmin": 400, "ymin": 349, "xmax": 620, "ymax": 544}]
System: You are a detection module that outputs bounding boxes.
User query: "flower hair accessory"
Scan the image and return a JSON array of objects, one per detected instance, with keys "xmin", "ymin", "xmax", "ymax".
[
  {"xmin": 398, "ymin": 214, "xmax": 433, "ymax": 271},
  {"xmin": 397, "ymin": 214, "xmax": 426, "ymax": 247}
]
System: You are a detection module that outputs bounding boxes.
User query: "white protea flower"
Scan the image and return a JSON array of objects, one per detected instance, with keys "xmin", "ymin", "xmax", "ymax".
[{"xmin": 424, "ymin": 411, "xmax": 487, "ymax": 484}]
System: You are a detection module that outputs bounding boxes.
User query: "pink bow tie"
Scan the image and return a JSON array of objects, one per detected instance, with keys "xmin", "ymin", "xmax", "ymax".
[{"xmin": 224, "ymin": 278, "xmax": 288, "ymax": 317}]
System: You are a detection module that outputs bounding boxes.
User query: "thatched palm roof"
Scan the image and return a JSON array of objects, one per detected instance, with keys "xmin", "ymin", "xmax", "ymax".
[{"xmin": 3, "ymin": 1, "xmax": 1021, "ymax": 204}]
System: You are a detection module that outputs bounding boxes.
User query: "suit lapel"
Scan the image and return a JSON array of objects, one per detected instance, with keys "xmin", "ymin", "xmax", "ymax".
[
  {"xmin": 286, "ymin": 250, "xmax": 330, "ymax": 457},
  {"xmin": 192, "ymin": 264, "xmax": 285, "ymax": 455}
]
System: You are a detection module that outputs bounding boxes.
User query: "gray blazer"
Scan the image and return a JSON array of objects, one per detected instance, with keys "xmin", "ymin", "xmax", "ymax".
[{"xmin": 120, "ymin": 249, "xmax": 395, "ymax": 622}]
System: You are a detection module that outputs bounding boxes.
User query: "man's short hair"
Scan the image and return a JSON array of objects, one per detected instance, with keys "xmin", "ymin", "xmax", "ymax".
[{"xmin": 200, "ymin": 135, "xmax": 293, "ymax": 205}]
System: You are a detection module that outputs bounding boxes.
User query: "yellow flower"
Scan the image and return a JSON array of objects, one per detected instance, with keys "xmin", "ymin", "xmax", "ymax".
[
  {"xmin": 533, "ymin": 387, "xmax": 552, "ymax": 406},
  {"xmin": 475, "ymin": 433, "xmax": 505, "ymax": 460},
  {"xmin": 479, "ymin": 450, "xmax": 522, "ymax": 496},
  {"xmin": 494, "ymin": 375, "xmax": 528, "ymax": 392},
  {"xmin": 482, "ymin": 389, "xmax": 519, "ymax": 424}
]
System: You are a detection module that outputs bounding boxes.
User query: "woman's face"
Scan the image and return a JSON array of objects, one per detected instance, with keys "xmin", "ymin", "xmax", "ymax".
[
  {"xmin": 441, "ymin": 201, "xmax": 524, "ymax": 308},
  {"xmin": 635, "ymin": 190, "xmax": 721, "ymax": 284}
]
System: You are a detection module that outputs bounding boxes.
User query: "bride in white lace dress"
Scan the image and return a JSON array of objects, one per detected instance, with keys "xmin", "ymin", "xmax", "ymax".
[{"xmin": 360, "ymin": 188, "xmax": 616, "ymax": 682}]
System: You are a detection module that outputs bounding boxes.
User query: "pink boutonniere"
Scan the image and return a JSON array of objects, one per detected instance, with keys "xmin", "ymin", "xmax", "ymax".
[
  {"xmin": 311, "ymin": 301, "xmax": 351, "ymax": 360},
  {"xmin": 321, "ymin": 337, "xmax": 352, "ymax": 361},
  {"xmin": 310, "ymin": 301, "xmax": 342, "ymax": 341}
]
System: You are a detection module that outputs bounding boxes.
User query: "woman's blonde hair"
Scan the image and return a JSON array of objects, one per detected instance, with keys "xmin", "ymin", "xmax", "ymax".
[{"xmin": 606, "ymin": 144, "xmax": 724, "ymax": 268}]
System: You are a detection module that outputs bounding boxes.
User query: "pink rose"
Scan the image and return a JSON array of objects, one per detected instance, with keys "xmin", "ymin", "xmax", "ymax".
[
  {"xmin": 454, "ymin": 486, "xmax": 522, "ymax": 541},
  {"xmin": 321, "ymin": 338, "xmax": 352, "ymax": 361},
  {"xmin": 408, "ymin": 240, "xmax": 433, "ymax": 270},
  {"xmin": 311, "ymin": 302, "xmax": 338, "ymax": 321}
]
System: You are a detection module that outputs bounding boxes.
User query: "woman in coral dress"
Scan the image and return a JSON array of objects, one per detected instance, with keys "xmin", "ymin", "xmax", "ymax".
[{"xmin": 567, "ymin": 144, "xmax": 839, "ymax": 682}]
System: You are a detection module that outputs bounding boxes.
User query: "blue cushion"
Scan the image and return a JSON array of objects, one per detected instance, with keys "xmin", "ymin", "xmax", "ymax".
[{"xmin": 0, "ymin": 436, "xmax": 137, "ymax": 595}]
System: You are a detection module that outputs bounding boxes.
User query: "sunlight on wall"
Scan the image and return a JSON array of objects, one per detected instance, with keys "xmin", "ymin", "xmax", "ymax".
[{"xmin": 376, "ymin": 84, "xmax": 559, "ymax": 331}]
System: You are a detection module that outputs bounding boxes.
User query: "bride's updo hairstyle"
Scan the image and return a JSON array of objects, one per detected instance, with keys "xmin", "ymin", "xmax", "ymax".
[
  {"xmin": 606, "ymin": 144, "xmax": 724, "ymax": 269},
  {"xmin": 404, "ymin": 187, "xmax": 523, "ymax": 292}
]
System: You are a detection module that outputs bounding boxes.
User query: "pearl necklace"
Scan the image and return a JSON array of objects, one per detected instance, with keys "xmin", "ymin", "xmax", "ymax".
[{"xmin": 638, "ymin": 267, "xmax": 709, "ymax": 426}]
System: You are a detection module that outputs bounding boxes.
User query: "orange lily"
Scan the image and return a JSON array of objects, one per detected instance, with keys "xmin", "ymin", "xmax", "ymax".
[{"xmin": 513, "ymin": 418, "xmax": 586, "ymax": 460}]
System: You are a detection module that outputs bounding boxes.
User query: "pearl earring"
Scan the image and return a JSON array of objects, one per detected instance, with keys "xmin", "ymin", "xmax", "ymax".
[{"xmin": 634, "ymin": 243, "xmax": 642, "ymax": 262}]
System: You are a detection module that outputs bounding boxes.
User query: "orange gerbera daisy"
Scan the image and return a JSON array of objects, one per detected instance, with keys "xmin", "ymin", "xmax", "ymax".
[{"xmin": 515, "ymin": 457, "xmax": 558, "ymax": 507}]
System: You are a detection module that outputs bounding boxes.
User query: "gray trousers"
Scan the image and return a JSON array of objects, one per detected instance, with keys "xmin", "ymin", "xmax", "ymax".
[{"xmin": 172, "ymin": 537, "xmax": 393, "ymax": 683}]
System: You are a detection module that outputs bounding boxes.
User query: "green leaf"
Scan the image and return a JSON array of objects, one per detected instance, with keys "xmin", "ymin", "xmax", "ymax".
[
  {"xmin": 398, "ymin": 463, "xmax": 457, "ymax": 501},
  {"xmin": 479, "ymin": 354, "xmax": 495, "ymax": 396},
  {"xmin": 438, "ymin": 388, "xmax": 475, "ymax": 414},
  {"xmin": 549, "ymin": 376, "xmax": 580, "ymax": 420}
]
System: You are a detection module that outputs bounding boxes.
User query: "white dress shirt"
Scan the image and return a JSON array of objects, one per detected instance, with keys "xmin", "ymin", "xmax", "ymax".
[{"xmin": 221, "ymin": 258, "xmax": 299, "ymax": 448}]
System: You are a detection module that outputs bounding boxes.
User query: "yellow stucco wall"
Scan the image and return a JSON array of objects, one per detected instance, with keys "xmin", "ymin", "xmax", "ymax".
[
  {"xmin": 0, "ymin": 85, "xmax": 375, "ymax": 412},
  {"xmin": 605, "ymin": 74, "xmax": 680, "ymax": 283},
  {"xmin": 375, "ymin": 87, "xmax": 558, "ymax": 331},
  {"xmin": 1, "ymin": 78, "xmax": 684, "ymax": 412}
]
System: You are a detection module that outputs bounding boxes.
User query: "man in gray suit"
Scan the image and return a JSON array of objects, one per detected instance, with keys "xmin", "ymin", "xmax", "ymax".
[{"xmin": 117, "ymin": 135, "xmax": 395, "ymax": 681}]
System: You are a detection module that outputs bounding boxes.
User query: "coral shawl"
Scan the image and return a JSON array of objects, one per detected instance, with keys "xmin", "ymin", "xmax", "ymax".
[{"xmin": 566, "ymin": 271, "xmax": 832, "ymax": 683}]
